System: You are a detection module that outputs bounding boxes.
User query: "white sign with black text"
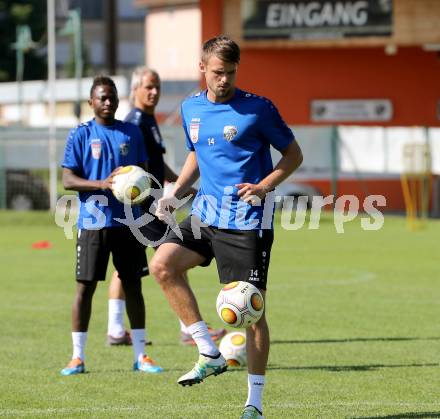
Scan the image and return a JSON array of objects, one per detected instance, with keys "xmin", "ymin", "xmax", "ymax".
[{"xmin": 311, "ymin": 99, "xmax": 393, "ymax": 122}]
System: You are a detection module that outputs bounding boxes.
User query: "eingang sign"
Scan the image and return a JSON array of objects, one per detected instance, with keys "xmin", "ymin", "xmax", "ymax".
[{"xmin": 242, "ymin": 0, "xmax": 393, "ymax": 40}]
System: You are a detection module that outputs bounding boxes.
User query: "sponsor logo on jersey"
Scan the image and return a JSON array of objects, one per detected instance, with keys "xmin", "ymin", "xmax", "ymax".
[
  {"xmin": 190, "ymin": 118, "xmax": 200, "ymax": 143},
  {"xmin": 90, "ymin": 139, "xmax": 101, "ymax": 159},
  {"xmin": 119, "ymin": 143, "xmax": 129, "ymax": 156},
  {"xmin": 223, "ymin": 125, "xmax": 238, "ymax": 142}
]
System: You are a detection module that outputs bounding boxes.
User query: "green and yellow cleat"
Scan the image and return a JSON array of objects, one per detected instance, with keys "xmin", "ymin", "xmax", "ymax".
[
  {"xmin": 177, "ymin": 353, "xmax": 227, "ymax": 386},
  {"xmin": 240, "ymin": 405, "xmax": 264, "ymax": 419}
]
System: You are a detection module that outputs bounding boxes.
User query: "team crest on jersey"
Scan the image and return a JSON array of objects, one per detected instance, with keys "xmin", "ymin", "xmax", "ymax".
[
  {"xmin": 223, "ymin": 125, "xmax": 238, "ymax": 142},
  {"xmin": 90, "ymin": 139, "xmax": 101, "ymax": 159},
  {"xmin": 119, "ymin": 143, "xmax": 129, "ymax": 156},
  {"xmin": 190, "ymin": 118, "xmax": 200, "ymax": 143}
]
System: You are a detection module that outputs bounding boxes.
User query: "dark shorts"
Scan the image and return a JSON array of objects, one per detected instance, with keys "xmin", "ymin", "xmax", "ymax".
[
  {"xmin": 139, "ymin": 214, "xmax": 168, "ymax": 247},
  {"xmin": 139, "ymin": 196, "xmax": 171, "ymax": 248},
  {"xmin": 164, "ymin": 215, "xmax": 274, "ymax": 290},
  {"xmin": 75, "ymin": 227, "xmax": 148, "ymax": 282}
]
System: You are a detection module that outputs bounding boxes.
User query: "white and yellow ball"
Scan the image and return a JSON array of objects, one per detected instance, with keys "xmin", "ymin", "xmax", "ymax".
[
  {"xmin": 219, "ymin": 332, "xmax": 247, "ymax": 367},
  {"xmin": 112, "ymin": 165, "xmax": 150, "ymax": 205},
  {"xmin": 216, "ymin": 281, "xmax": 264, "ymax": 328}
]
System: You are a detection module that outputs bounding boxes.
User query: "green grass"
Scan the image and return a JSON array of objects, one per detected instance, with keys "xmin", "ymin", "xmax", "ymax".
[{"xmin": 0, "ymin": 210, "xmax": 439, "ymax": 418}]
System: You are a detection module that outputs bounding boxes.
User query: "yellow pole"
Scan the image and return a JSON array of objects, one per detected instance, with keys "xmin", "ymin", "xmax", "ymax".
[{"xmin": 401, "ymin": 173, "xmax": 416, "ymax": 230}]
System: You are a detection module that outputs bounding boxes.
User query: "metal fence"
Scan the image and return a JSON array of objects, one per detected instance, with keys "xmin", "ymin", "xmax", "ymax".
[
  {"xmin": 0, "ymin": 126, "xmax": 189, "ymax": 210},
  {"xmin": 1, "ymin": 125, "xmax": 438, "ymax": 211}
]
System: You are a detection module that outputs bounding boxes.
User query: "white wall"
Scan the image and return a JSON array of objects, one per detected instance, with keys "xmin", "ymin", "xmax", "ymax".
[
  {"xmin": 339, "ymin": 126, "xmax": 440, "ymax": 174},
  {"xmin": 146, "ymin": 7, "xmax": 201, "ymax": 80}
]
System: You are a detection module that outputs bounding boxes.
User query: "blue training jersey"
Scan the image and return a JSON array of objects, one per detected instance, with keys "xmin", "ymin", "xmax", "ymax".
[
  {"xmin": 181, "ymin": 88, "xmax": 295, "ymax": 230},
  {"xmin": 62, "ymin": 119, "xmax": 148, "ymax": 229}
]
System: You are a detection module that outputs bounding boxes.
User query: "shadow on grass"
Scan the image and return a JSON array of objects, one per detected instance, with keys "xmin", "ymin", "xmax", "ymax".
[
  {"xmin": 267, "ymin": 363, "xmax": 438, "ymax": 372},
  {"xmin": 271, "ymin": 337, "xmax": 440, "ymax": 345},
  {"xmin": 350, "ymin": 412, "xmax": 440, "ymax": 418}
]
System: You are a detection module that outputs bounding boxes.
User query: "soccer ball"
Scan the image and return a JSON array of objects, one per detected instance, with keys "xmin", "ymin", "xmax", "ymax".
[
  {"xmin": 216, "ymin": 281, "xmax": 264, "ymax": 328},
  {"xmin": 112, "ymin": 165, "xmax": 150, "ymax": 205},
  {"xmin": 219, "ymin": 332, "xmax": 247, "ymax": 367}
]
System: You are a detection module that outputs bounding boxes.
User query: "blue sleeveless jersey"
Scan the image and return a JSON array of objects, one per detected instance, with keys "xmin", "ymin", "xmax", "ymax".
[
  {"xmin": 181, "ymin": 88, "xmax": 295, "ymax": 230},
  {"xmin": 62, "ymin": 119, "xmax": 148, "ymax": 229}
]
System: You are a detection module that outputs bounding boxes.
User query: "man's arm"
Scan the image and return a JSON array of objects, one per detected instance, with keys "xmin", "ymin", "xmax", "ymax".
[
  {"xmin": 155, "ymin": 152, "xmax": 199, "ymax": 220},
  {"xmin": 163, "ymin": 162, "xmax": 179, "ymax": 184},
  {"xmin": 169, "ymin": 151, "xmax": 200, "ymax": 199},
  {"xmin": 164, "ymin": 161, "xmax": 198, "ymax": 196},
  {"xmin": 236, "ymin": 141, "xmax": 303, "ymax": 204},
  {"xmin": 62, "ymin": 167, "xmax": 118, "ymax": 192}
]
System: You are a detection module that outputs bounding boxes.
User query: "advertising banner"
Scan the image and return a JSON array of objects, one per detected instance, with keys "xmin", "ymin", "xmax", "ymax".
[{"xmin": 242, "ymin": 0, "xmax": 393, "ymax": 40}]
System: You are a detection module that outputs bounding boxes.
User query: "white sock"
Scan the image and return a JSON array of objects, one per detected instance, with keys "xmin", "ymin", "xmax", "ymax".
[
  {"xmin": 131, "ymin": 329, "xmax": 146, "ymax": 363},
  {"xmin": 108, "ymin": 299, "xmax": 126, "ymax": 337},
  {"xmin": 179, "ymin": 319, "xmax": 189, "ymax": 334},
  {"xmin": 187, "ymin": 321, "xmax": 218, "ymax": 357},
  {"xmin": 245, "ymin": 374, "xmax": 265, "ymax": 413},
  {"xmin": 72, "ymin": 332, "xmax": 87, "ymax": 361}
]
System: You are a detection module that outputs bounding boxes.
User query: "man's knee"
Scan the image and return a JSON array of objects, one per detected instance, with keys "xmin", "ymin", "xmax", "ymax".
[
  {"xmin": 149, "ymin": 255, "xmax": 177, "ymax": 284},
  {"xmin": 119, "ymin": 276, "xmax": 142, "ymax": 295},
  {"xmin": 76, "ymin": 281, "xmax": 97, "ymax": 299}
]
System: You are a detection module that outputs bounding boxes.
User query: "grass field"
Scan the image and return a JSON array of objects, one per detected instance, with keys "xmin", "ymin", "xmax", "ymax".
[{"xmin": 0, "ymin": 210, "xmax": 439, "ymax": 418}]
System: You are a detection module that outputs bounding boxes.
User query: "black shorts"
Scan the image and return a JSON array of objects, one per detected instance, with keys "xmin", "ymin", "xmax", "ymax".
[
  {"xmin": 164, "ymin": 215, "xmax": 274, "ymax": 290},
  {"xmin": 139, "ymin": 196, "xmax": 171, "ymax": 248},
  {"xmin": 75, "ymin": 227, "xmax": 148, "ymax": 282},
  {"xmin": 139, "ymin": 214, "xmax": 168, "ymax": 247}
]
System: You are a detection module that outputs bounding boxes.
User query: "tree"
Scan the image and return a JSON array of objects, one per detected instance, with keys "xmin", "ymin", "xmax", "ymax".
[{"xmin": 0, "ymin": 0, "xmax": 47, "ymax": 82}]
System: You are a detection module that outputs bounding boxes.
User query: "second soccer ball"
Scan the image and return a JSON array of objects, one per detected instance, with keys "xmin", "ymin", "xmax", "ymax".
[{"xmin": 219, "ymin": 332, "xmax": 247, "ymax": 367}]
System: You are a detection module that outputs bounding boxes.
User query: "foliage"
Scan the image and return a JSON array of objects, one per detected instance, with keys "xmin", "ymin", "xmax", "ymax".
[
  {"xmin": 0, "ymin": 0, "xmax": 46, "ymax": 82},
  {"xmin": 63, "ymin": 39, "xmax": 91, "ymax": 78}
]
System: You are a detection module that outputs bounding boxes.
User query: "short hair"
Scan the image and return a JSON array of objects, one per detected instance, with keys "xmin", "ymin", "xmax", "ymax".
[
  {"xmin": 90, "ymin": 75, "xmax": 117, "ymax": 98},
  {"xmin": 201, "ymin": 35, "xmax": 240, "ymax": 64},
  {"xmin": 130, "ymin": 67, "xmax": 160, "ymax": 104}
]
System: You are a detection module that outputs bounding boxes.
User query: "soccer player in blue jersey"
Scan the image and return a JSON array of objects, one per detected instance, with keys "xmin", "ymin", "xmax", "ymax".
[
  {"xmin": 60, "ymin": 75, "xmax": 163, "ymax": 376},
  {"xmin": 150, "ymin": 36, "xmax": 303, "ymax": 418},
  {"xmin": 106, "ymin": 67, "xmax": 226, "ymax": 346}
]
